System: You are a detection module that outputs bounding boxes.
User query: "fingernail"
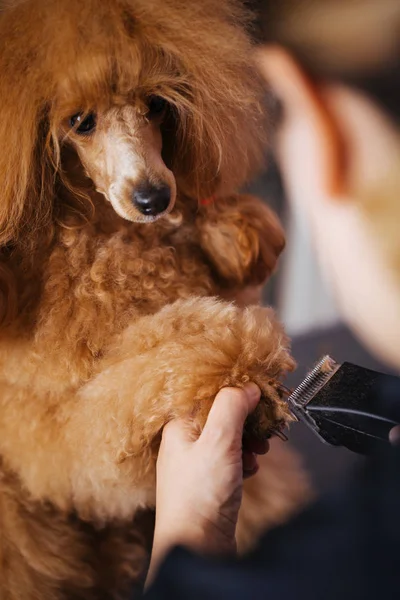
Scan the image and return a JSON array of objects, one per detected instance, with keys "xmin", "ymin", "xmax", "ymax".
[
  {"xmin": 243, "ymin": 382, "xmax": 261, "ymax": 402},
  {"xmin": 389, "ymin": 426, "xmax": 400, "ymax": 446}
]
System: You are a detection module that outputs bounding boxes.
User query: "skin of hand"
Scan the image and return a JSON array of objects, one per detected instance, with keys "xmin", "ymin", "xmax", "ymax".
[
  {"xmin": 146, "ymin": 383, "xmax": 267, "ymax": 587},
  {"xmin": 390, "ymin": 426, "xmax": 400, "ymax": 445}
]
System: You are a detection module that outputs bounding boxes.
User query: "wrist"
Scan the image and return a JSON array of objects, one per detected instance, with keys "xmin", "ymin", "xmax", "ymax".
[
  {"xmin": 153, "ymin": 513, "xmax": 237, "ymax": 557},
  {"xmin": 146, "ymin": 506, "xmax": 239, "ymax": 591},
  {"xmin": 146, "ymin": 521, "xmax": 211, "ymax": 589}
]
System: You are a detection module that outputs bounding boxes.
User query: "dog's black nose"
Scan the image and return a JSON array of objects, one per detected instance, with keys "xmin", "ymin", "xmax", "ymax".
[{"xmin": 132, "ymin": 184, "xmax": 171, "ymax": 217}]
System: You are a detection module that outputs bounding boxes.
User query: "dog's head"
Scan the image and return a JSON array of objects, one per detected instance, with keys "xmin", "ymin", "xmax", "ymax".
[
  {"xmin": 0, "ymin": 0, "xmax": 266, "ymax": 237},
  {"xmin": 58, "ymin": 90, "xmax": 178, "ymax": 224},
  {"xmin": 60, "ymin": 100, "xmax": 176, "ymax": 223}
]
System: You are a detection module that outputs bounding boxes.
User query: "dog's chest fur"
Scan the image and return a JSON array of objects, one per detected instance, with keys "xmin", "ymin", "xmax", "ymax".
[
  {"xmin": 0, "ymin": 204, "xmax": 217, "ymax": 599},
  {"xmin": 14, "ymin": 202, "xmax": 216, "ymax": 378}
]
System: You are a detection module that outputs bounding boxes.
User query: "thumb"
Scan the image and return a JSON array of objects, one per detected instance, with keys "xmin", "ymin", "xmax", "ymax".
[
  {"xmin": 161, "ymin": 417, "xmax": 195, "ymax": 449},
  {"xmin": 200, "ymin": 383, "xmax": 261, "ymax": 450}
]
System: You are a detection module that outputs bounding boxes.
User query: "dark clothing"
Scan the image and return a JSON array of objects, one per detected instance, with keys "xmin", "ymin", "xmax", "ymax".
[{"xmin": 145, "ymin": 381, "xmax": 400, "ymax": 600}]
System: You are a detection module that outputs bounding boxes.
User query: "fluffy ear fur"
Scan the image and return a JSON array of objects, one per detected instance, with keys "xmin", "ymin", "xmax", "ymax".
[
  {"xmin": 197, "ymin": 194, "xmax": 285, "ymax": 287},
  {"xmin": 0, "ymin": 72, "xmax": 54, "ymax": 248},
  {"xmin": 0, "ymin": 8, "xmax": 58, "ymax": 323},
  {"xmin": 0, "ymin": 0, "xmax": 61, "ymax": 247},
  {"xmin": 146, "ymin": 0, "xmax": 267, "ymax": 199}
]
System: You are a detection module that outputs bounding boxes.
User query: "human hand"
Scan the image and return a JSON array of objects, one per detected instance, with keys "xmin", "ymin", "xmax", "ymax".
[{"xmin": 146, "ymin": 383, "xmax": 268, "ymax": 586}]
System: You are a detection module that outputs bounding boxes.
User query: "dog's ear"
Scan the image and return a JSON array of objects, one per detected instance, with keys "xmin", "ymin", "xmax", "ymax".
[
  {"xmin": 197, "ymin": 194, "xmax": 285, "ymax": 288},
  {"xmin": 170, "ymin": 73, "xmax": 266, "ymax": 202},
  {"xmin": 0, "ymin": 262, "xmax": 18, "ymax": 326},
  {"xmin": 0, "ymin": 57, "xmax": 55, "ymax": 325},
  {"xmin": 0, "ymin": 85, "xmax": 54, "ymax": 248},
  {"xmin": 158, "ymin": 2, "xmax": 267, "ymax": 201}
]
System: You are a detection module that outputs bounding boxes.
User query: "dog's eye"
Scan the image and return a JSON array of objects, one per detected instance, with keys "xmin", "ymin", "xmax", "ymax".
[
  {"xmin": 147, "ymin": 96, "xmax": 167, "ymax": 119},
  {"xmin": 69, "ymin": 112, "xmax": 97, "ymax": 134}
]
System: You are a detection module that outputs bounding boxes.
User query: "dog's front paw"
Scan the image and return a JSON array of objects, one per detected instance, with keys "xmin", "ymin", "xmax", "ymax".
[
  {"xmin": 98, "ymin": 298, "xmax": 294, "ymax": 487},
  {"xmin": 197, "ymin": 194, "xmax": 285, "ymax": 287},
  {"xmin": 244, "ymin": 383, "xmax": 291, "ymax": 444},
  {"xmin": 175, "ymin": 300, "xmax": 295, "ymax": 438}
]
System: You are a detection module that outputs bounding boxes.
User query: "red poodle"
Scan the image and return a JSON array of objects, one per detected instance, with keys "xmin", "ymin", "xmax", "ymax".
[{"xmin": 0, "ymin": 0, "xmax": 309, "ymax": 597}]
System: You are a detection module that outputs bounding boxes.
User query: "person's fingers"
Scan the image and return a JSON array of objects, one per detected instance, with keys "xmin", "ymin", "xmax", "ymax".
[
  {"xmin": 389, "ymin": 426, "xmax": 400, "ymax": 446},
  {"xmin": 242, "ymin": 451, "xmax": 259, "ymax": 479},
  {"xmin": 161, "ymin": 383, "xmax": 261, "ymax": 453},
  {"xmin": 200, "ymin": 383, "xmax": 261, "ymax": 450},
  {"xmin": 243, "ymin": 383, "xmax": 263, "ymax": 412}
]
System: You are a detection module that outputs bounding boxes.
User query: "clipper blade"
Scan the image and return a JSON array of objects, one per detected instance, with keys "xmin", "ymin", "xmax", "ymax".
[
  {"xmin": 284, "ymin": 356, "xmax": 400, "ymax": 454},
  {"xmin": 288, "ymin": 356, "xmax": 340, "ymax": 410}
]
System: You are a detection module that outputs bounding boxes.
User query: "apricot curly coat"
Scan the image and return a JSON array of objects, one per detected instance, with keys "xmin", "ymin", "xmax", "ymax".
[{"xmin": 0, "ymin": 0, "xmax": 310, "ymax": 598}]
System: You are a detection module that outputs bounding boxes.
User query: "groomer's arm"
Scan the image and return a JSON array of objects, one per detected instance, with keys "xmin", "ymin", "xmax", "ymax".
[
  {"xmin": 146, "ymin": 383, "xmax": 265, "ymax": 588},
  {"xmin": 146, "ymin": 414, "xmax": 400, "ymax": 600}
]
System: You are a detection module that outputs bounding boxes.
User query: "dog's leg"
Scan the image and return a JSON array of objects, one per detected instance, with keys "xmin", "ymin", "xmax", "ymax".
[
  {"xmin": 0, "ymin": 298, "xmax": 294, "ymax": 523},
  {"xmin": 196, "ymin": 194, "xmax": 285, "ymax": 289}
]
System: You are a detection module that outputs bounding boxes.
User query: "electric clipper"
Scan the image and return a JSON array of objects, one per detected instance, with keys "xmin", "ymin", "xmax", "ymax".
[{"xmin": 285, "ymin": 356, "xmax": 400, "ymax": 455}]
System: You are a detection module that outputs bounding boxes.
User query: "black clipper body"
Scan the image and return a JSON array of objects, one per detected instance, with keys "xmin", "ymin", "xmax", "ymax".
[{"xmin": 287, "ymin": 356, "xmax": 400, "ymax": 455}]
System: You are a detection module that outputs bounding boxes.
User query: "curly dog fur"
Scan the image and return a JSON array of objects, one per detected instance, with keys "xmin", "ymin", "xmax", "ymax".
[{"xmin": 0, "ymin": 0, "xmax": 310, "ymax": 597}]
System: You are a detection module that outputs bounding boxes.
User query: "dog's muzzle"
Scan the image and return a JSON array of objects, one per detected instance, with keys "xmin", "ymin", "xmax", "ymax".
[{"xmin": 132, "ymin": 183, "xmax": 171, "ymax": 217}]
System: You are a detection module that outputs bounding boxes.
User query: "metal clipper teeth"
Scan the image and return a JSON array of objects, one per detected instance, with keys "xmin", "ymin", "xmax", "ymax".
[{"xmin": 287, "ymin": 355, "xmax": 340, "ymax": 409}]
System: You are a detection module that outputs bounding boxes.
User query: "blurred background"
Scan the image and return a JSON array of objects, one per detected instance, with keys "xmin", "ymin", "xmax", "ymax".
[
  {"xmin": 248, "ymin": 159, "xmax": 396, "ymax": 494},
  {"xmin": 241, "ymin": 0, "xmax": 400, "ymax": 495}
]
